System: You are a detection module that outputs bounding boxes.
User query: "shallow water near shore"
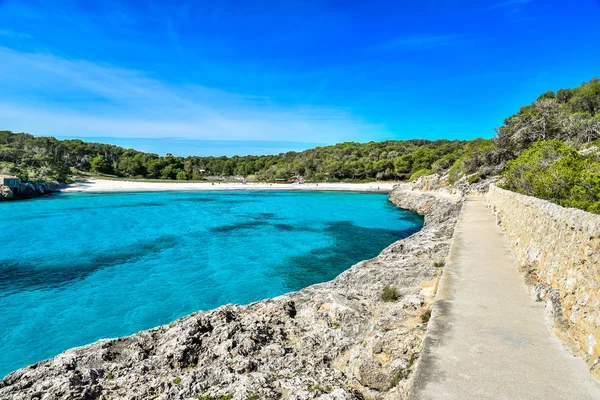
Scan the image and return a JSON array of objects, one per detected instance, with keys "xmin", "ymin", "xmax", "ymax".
[{"xmin": 0, "ymin": 190, "xmax": 422, "ymax": 377}]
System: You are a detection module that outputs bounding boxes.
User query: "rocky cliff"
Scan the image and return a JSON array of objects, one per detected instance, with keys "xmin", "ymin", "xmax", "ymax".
[
  {"xmin": 0, "ymin": 181, "xmax": 61, "ymax": 200},
  {"xmin": 487, "ymin": 184, "xmax": 600, "ymax": 378},
  {"xmin": 0, "ymin": 187, "xmax": 463, "ymax": 400}
]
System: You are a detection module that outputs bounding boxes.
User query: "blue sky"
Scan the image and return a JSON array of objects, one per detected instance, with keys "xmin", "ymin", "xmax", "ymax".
[{"xmin": 0, "ymin": 0, "xmax": 599, "ymax": 156}]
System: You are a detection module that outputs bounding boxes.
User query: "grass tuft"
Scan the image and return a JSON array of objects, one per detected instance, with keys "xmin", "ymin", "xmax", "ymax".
[
  {"xmin": 421, "ymin": 309, "xmax": 432, "ymax": 323},
  {"xmin": 381, "ymin": 285, "xmax": 399, "ymax": 302}
]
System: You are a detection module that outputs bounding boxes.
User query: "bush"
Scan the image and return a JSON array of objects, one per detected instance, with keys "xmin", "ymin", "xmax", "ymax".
[
  {"xmin": 176, "ymin": 171, "xmax": 189, "ymax": 180},
  {"xmin": 503, "ymin": 140, "xmax": 600, "ymax": 213},
  {"xmin": 90, "ymin": 155, "xmax": 114, "ymax": 175},
  {"xmin": 467, "ymin": 173, "xmax": 480, "ymax": 185},
  {"xmin": 381, "ymin": 285, "xmax": 399, "ymax": 302},
  {"xmin": 564, "ymin": 162, "xmax": 600, "ymax": 210},
  {"xmin": 409, "ymin": 168, "xmax": 432, "ymax": 181},
  {"xmin": 447, "ymin": 158, "xmax": 464, "ymax": 184},
  {"xmin": 503, "ymin": 140, "xmax": 580, "ymax": 200},
  {"xmin": 421, "ymin": 309, "xmax": 432, "ymax": 323}
]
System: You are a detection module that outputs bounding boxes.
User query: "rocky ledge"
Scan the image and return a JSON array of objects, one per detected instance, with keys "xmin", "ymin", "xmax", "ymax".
[
  {"xmin": 0, "ymin": 181, "xmax": 61, "ymax": 200},
  {"xmin": 0, "ymin": 187, "xmax": 463, "ymax": 400}
]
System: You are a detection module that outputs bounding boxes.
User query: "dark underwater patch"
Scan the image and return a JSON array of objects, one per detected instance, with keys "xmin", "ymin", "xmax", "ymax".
[
  {"xmin": 237, "ymin": 212, "xmax": 281, "ymax": 221},
  {"xmin": 272, "ymin": 223, "xmax": 295, "ymax": 231},
  {"xmin": 272, "ymin": 220, "xmax": 422, "ymax": 291},
  {"xmin": 257, "ymin": 212, "xmax": 277, "ymax": 218},
  {"xmin": 0, "ymin": 235, "xmax": 178, "ymax": 296},
  {"xmin": 171, "ymin": 197, "xmax": 217, "ymax": 203},
  {"xmin": 396, "ymin": 213, "xmax": 425, "ymax": 225},
  {"xmin": 210, "ymin": 220, "xmax": 270, "ymax": 233},
  {"xmin": 219, "ymin": 199, "xmax": 263, "ymax": 204}
]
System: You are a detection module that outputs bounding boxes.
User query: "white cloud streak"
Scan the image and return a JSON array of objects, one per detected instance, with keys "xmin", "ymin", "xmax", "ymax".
[
  {"xmin": 487, "ymin": 0, "xmax": 533, "ymax": 10},
  {"xmin": 0, "ymin": 29, "xmax": 31, "ymax": 38},
  {"xmin": 375, "ymin": 34, "xmax": 464, "ymax": 51},
  {"xmin": 0, "ymin": 47, "xmax": 389, "ymax": 143}
]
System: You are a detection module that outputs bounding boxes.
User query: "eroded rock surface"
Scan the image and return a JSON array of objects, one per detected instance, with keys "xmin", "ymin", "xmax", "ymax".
[
  {"xmin": 0, "ymin": 187, "xmax": 463, "ymax": 400},
  {"xmin": 0, "ymin": 181, "xmax": 61, "ymax": 200}
]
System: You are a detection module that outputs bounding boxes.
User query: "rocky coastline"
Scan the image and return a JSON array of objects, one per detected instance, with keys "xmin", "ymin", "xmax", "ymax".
[
  {"xmin": 0, "ymin": 186, "xmax": 463, "ymax": 400},
  {"xmin": 0, "ymin": 181, "xmax": 62, "ymax": 200}
]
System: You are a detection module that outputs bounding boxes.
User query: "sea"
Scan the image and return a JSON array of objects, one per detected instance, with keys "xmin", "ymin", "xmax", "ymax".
[{"xmin": 0, "ymin": 190, "xmax": 423, "ymax": 377}]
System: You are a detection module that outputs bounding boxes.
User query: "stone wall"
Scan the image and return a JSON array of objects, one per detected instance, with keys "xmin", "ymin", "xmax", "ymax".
[{"xmin": 487, "ymin": 184, "xmax": 600, "ymax": 377}]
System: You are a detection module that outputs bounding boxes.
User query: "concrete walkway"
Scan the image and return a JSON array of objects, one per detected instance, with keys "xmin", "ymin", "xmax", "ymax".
[{"xmin": 410, "ymin": 198, "xmax": 600, "ymax": 400}]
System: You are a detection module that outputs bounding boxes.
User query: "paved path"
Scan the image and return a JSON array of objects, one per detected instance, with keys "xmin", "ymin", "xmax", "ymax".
[{"xmin": 410, "ymin": 198, "xmax": 600, "ymax": 400}]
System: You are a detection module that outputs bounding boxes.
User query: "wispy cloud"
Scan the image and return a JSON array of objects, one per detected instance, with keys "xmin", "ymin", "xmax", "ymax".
[
  {"xmin": 0, "ymin": 29, "xmax": 31, "ymax": 39},
  {"xmin": 0, "ymin": 47, "xmax": 390, "ymax": 145},
  {"xmin": 487, "ymin": 0, "xmax": 533, "ymax": 10},
  {"xmin": 375, "ymin": 34, "xmax": 464, "ymax": 51}
]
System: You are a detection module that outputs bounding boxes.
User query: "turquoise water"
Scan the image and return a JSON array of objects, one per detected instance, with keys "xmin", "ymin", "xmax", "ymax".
[{"xmin": 0, "ymin": 190, "xmax": 422, "ymax": 377}]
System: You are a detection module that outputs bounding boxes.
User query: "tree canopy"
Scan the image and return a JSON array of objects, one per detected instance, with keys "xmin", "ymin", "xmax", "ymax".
[{"xmin": 0, "ymin": 132, "xmax": 473, "ymax": 183}]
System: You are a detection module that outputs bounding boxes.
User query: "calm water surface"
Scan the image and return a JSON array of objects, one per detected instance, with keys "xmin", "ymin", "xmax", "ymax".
[{"xmin": 0, "ymin": 190, "xmax": 422, "ymax": 377}]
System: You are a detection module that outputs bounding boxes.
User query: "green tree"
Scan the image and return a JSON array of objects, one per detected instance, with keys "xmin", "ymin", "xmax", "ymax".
[{"xmin": 90, "ymin": 155, "xmax": 109, "ymax": 174}]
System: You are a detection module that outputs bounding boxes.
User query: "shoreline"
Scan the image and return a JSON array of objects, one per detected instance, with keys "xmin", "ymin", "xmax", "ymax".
[{"xmin": 62, "ymin": 178, "xmax": 400, "ymax": 194}]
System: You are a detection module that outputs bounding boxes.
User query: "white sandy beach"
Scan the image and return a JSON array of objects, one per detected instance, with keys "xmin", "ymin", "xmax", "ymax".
[{"xmin": 63, "ymin": 179, "xmax": 402, "ymax": 193}]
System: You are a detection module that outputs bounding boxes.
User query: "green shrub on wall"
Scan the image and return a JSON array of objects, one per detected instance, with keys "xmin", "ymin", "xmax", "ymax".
[{"xmin": 503, "ymin": 140, "xmax": 600, "ymax": 213}]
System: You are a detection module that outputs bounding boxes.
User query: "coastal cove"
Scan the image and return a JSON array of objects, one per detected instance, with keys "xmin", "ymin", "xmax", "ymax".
[{"xmin": 0, "ymin": 190, "xmax": 423, "ymax": 378}]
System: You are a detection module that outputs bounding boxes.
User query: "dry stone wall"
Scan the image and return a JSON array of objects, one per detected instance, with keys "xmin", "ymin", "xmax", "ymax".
[{"xmin": 487, "ymin": 184, "xmax": 600, "ymax": 378}]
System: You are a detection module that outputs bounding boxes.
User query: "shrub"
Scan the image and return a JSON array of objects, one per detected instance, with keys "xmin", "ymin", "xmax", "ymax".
[
  {"xmin": 467, "ymin": 173, "xmax": 480, "ymax": 185},
  {"xmin": 503, "ymin": 140, "xmax": 600, "ymax": 213},
  {"xmin": 173, "ymin": 377, "xmax": 181, "ymax": 385},
  {"xmin": 566, "ymin": 162, "xmax": 600, "ymax": 210},
  {"xmin": 504, "ymin": 140, "xmax": 577, "ymax": 196},
  {"xmin": 433, "ymin": 260, "xmax": 445, "ymax": 268},
  {"xmin": 421, "ymin": 309, "xmax": 432, "ymax": 323},
  {"xmin": 409, "ymin": 168, "xmax": 432, "ymax": 181},
  {"xmin": 176, "ymin": 171, "xmax": 189, "ymax": 180},
  {"xmin": 447, "ymin": 158, "xmax": 464, "ymax": 184},
  {"xmin": 381, "ymin": 285, "xmax": 399, "ymax": 302},
  {"xmin": 194, "ymin": 395, "xmax": 232, "ymax": 400}
]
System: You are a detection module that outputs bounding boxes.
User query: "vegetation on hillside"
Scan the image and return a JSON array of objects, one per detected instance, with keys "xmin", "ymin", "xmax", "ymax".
[
  {"xmin": 498, "ymin": 78, "xmax": 600, "ymax": 212},
  {"xmin": 503, "ymin": 141, "xmax": 600, "ymax": 212},
  {"xmin": 0, "ymin": 131, "xmax": 473, "ymax": 183},
  {"xmin": 0, "ymin": 78, "xmax": 599, "ymax": 211}
]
